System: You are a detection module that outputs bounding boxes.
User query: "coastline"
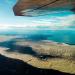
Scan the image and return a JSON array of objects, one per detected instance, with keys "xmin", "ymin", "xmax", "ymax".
[{"xmin": 0, "ymin": 37, "xmax": 75, "ymax": 74}]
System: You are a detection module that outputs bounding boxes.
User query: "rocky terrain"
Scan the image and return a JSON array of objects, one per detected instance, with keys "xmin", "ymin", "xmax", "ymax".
[
  {"xmin": 0, "ymin": 36, "xmax": 75, "ymax": 74},
  {"xmin": 14, "ymin": 39, "xmax": 75, "ymax": 59},
  {"xmin": 0, "ymin": 54, "xmax": 74, "ymax": 75}
]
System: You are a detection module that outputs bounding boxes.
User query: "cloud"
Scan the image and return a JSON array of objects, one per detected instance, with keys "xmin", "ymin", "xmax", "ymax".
[
  {"xmin": 0, "ymin": 13, "xmax": 75, "ymax": 31},
  {"xmin": 32, "ymin": 14, "xmax": 75, "ymax": 30}
]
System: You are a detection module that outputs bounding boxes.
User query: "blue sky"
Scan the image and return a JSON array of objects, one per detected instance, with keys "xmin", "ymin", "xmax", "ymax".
[{"xmin": 0, "ymin": 0, "xmax": 75, "ymax": 31}]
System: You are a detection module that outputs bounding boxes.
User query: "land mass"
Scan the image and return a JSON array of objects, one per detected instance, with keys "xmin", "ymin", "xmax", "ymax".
[{"xmin": 0, "ymin": 35, "xmax": 75, "ymax": 74}]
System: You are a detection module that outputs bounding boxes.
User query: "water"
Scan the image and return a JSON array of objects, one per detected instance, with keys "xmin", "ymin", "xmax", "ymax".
[
  {"xmin": 21, "ymin": 30, "xmax": 75, "ymax": 45},
  {"xmin": 0, "ymin": 30, "xmax": 75, "ymax": 45},
  {"xmin": 0, "ymin": 30, "xmax": 75, "ymax": 56},
  {"xmin": 47, "ymin": 30, "xmax": 75, "ymax": 45}
]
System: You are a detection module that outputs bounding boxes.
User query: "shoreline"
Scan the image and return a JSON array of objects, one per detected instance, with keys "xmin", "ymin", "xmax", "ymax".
[
  {"xmin": 0, "ymin": 44, "xmax": 75, "ymax": 74},
  {"xmin": 0, "ymin": 36, "xmax": 75, "ymax": 74}
]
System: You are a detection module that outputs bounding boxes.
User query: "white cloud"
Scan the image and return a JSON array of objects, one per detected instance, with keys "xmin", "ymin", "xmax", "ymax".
[
  {"xmin": 0, "ymin": 24, "xmax": 11, "ymax": 30},
  {"xmin": 32, "ymin": 14, "xmax": 75, "ymax": 30},
  {"xmin": 0, "ymin": 14, "xmax": 75, "ymax": 31}
]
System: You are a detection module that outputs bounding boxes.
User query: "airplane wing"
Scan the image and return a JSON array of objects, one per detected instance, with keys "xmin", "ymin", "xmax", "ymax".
[{"xmin": 13, "ymin": 0, "xmax": 75, "ymax": 16}]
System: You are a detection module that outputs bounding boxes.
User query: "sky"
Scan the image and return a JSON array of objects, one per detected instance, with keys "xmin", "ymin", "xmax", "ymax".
[{"xmin": 0, "ymin": 0, "xmax": 75, "ymax": 32}]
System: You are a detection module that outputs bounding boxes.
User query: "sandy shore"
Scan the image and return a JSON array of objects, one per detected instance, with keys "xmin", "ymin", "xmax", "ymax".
[
  {"xmin": 15, "ymin": 40, "xmax": 75, "ymax": 59},
  {"xmin": 0, "ymin": 36, "xmax": 75, "ymax": 74},
  {"xmin": 0, "ymin": 47, "xmax": 75, "ymax": 74}
]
